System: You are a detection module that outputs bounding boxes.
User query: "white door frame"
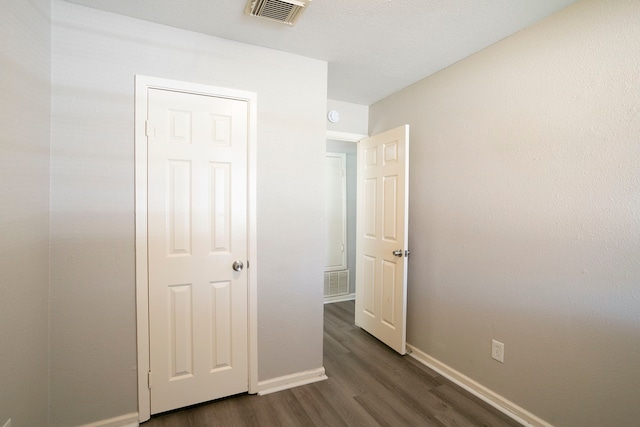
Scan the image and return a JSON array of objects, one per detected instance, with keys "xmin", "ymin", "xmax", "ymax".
[
  {"xmin": 135, "ymin": 75, "xmax": 258, "ymax": 422},
  {"xmin": 327, "ymin": 130, "xmax": 368, "ymax": 143}
]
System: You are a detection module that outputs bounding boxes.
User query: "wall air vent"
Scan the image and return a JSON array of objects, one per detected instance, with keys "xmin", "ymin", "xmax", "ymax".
[
  {"xmin": 245, "ymin": 0, "xmax": 311, "ymax": 26},
  {"xmin": 324, "ymin": 270, "xmax": 349, "ymax": 298}
]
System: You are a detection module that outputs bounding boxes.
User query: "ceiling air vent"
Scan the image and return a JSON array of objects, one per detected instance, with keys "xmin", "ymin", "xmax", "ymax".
[{"xmin": 245, "ymin": 0, "xmax": 311, "ymax": 26}]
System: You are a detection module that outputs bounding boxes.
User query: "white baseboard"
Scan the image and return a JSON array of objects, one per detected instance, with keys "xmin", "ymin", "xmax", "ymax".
[
  {"xmin": 323, "ymin": 293, "xmax": 355, "ymax": 304},
  {"xmin": 256, "ymin": 367, "xmax": 328, "ymax": 395},
  {"xmin": 77, "ymin": 412, "xmax": 139, "ymax": 427},
  {"xmin": 406, "ymin": 344, "xmax": 553, "ymax": 427}
]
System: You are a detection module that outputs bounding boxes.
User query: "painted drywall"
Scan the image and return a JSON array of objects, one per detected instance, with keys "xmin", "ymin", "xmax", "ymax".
[
  {"xmin": 327, "ymin": 99, "xmax": 369, "ymax": 135},
  {"xmin": 0, "ymin": 0, "xmax": 51, "ymax": 426},
  {"xmin": 50, "ymin": 1, "xmax": 326, "ymax": 425},
  {"xmin": 369, "ymin": 0, "xmax": 640, "ymax": 426}
]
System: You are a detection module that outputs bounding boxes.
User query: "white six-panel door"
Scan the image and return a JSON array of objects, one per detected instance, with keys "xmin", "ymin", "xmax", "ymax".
[
  {"xmin": 355, "ymin": 125, "xmax": 409, "ymax": 354},
  {"xmin": 147, "ymin": 88, "xmax": 249, "ymax": 414}
]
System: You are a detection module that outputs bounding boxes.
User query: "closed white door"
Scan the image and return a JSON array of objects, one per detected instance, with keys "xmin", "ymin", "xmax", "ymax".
[
  {"xmin": 355, "ymin": 125, "xmax": 409, "ymax": 354},
  {"xmin": 325, "ymin": 152, "xmax": 347, "ymax": 272},
  {"xmin": 147, "ymin": 88, "xmax": 249, "ymax": 414}
]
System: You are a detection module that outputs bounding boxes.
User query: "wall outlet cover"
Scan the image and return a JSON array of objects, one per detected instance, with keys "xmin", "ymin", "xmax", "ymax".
[{"xmin": 492, "ymin": 339, "xmax": 505, "ymax": 363}]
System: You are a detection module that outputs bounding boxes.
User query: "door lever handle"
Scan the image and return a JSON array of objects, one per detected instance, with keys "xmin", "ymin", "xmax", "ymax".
[{"xmin": 392, "ymin": 250, "xmax": 403, "ymax": 257}]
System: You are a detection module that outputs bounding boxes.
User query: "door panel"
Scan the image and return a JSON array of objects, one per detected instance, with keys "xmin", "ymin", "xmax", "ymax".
[
  {"xmin": 355, "ymin": 125, "xmax": 409, "ymax": 355},
  {"xmin": 210, "ymin": 280, "xmax": 232, "ymax": 370},
  {"xmin": 147, "ymin": 88, "xmax": 249, "ymax": 414},
  {"xmin": 210, "ymin": 162, "xmax": 231, "ymax": 253},
  {"xmin": 324, "ymin": 153, "xmax": 347, "ymax": 271},
  {"xmin": 169, "ymin": 284, "xmax": 193, "ymax": 379},
  {"xmin": 167, "ymin": 160, "xmax": 192, "ymax": 255},
  {"xmin": 383, "ymin": 175, "xmax": 398, "ymax": 241}
]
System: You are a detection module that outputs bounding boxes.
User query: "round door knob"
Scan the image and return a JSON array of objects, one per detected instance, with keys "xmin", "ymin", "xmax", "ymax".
[{"xmin": 232, "ymin": 261, "xmax": 244, "ymax": 272}]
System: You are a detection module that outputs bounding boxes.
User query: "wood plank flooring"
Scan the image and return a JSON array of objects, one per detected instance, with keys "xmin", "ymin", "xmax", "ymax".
[{"xmin": 143, "ymin": 301, "xmax": 521, "ymax": 426}]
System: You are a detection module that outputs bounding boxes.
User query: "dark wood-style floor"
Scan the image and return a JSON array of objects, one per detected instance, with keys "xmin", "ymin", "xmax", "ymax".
[{"xmin": 143, "ymin": 301, "xmax": 521, "ymax": 426}]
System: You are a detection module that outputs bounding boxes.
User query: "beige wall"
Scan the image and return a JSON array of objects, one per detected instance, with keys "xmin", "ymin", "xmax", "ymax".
[
  {"xmin": 50, "ymin": 1, "xmax": 327, "ymax": 425},
  {"xmin": 0, "ymin": 0, "xmax": 51, "ymax": 426},
  {"xmin": 369, "ymin": 1, "xmax": 640, "ymax": 426}
]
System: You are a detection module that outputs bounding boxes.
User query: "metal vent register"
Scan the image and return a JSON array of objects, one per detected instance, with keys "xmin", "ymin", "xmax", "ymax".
[
  {"xmin": 324, "ymin": 270, "xmax": 349, "ymax": 298},
  {"xmin": 245, "ymin": 0, "xmax": 311, "ymax": 25}
]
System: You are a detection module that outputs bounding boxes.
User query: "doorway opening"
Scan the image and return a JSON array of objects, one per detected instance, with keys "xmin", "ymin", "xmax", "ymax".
[
  {"xmin": 324, "ymin": 131, "xmax": 367, "ymax": 306},
  {"xmin": 325, "ymin": 127, "xmax": 410, "ymax": 355}
]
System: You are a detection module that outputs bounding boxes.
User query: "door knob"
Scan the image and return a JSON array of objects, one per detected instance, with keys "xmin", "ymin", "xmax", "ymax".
[
  {"xmin": 232, "ymin": 261, "xmax": 244, "ymax": 272},
  {"xmin": 392, "ymin": 250, "xmax": 403, "ymax": 257}
]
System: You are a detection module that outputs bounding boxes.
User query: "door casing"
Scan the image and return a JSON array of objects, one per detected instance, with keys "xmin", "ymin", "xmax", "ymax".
[{"xmin": 134, "ymin": 75, "xmax": 258, "ymax": 422}]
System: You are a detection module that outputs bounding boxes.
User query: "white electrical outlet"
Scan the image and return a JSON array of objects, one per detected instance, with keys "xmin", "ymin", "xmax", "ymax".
[
  {"xmin": 492, "ymin": 339, "xmax": 504, "ymax": 363},
  {"xmin": 3, "ymin": 418, "xmax": 11, "ymax": 427}
]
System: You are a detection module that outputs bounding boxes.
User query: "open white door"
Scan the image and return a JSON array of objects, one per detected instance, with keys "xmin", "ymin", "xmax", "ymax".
[{"xmin": 355, "ymin": 125, "xmax": 409, "ymax": 354}]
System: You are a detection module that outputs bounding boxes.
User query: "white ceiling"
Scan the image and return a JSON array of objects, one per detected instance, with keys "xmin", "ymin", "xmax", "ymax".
[{"xmin": 62, "ymin": 0, "xmax": 578, "ymax": 105}]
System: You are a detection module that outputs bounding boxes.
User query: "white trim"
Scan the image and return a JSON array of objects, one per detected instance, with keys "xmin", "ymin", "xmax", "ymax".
[
  {"xmin": 256, "ymin": 368, "xmax": 328, "ymax": 396},
  {"xmin": 323, "ymin": 292, "xmax": 355, "ymax": 304},
  {"xmin": 326, "ymin": 130, "xmax": 368, "ymax": 142},
  {"xmin": 77, "ymin": 413, "xmax": 139, "ymax": 427},
  {"xmin": 246, "ymin": 81, "xmax": 259, "ymax": 398},
  {"xmin": 134, "ymin": 75, "xmax": 258, "ymax": 422},
  {"xmin": 134, "ymin": 75, "xmax": 150, "ymax": 423},
  {"xmin": 406, "ymin": 343, "xmax": 553, "ymax": 427}
]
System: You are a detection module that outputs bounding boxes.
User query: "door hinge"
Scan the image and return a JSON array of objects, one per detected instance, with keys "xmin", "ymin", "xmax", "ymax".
[
  {"xmin": 145, "ymin": 120, "xmax": 155, "ymax": 138},
  {"xmin": 148, "ymin": 371, "xmax": 152, "ymax": 389}
]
